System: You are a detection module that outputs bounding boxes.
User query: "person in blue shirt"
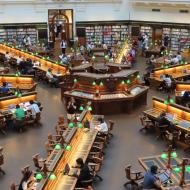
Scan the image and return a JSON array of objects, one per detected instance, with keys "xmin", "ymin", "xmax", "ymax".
[
  {"xmin": 143, "ymin": 165, "xmax": 161, "ymax": 189},
  {"xmin": 1, "ymin": 82, "xmax": 10, "ymax": 94}
]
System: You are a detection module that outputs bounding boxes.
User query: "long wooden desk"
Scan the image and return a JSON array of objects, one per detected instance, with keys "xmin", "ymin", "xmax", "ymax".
[
  {"xmin": 150, "ymin": 63, "xmax": 190, "ymax": 87},
  {"xmin": 0, "ymin": 75, "xmax": 36, "ymax": 91},
  {"xmin": 28, "ymin": 109, "xmax": 99, "ymax": 190},
  {"xmin": 143, "ymin": 97, "xmax": 190, "ymax": 134},
  {"xmin": 175, "ymin": 82, "xmax": 190, "ymax": 104},
  {"xmin": 0, "ymin": 43, "xmax": 67, "ymax": 77},
  {"xmin": 139, "ymin": 155, "xmax": 190, "ymax": 190}
]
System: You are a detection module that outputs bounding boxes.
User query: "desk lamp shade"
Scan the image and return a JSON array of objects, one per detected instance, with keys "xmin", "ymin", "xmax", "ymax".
[
  {"xmin": 74, "ymin": 78, "xmax": 77, "ymax": 83},
  {"xmin": 137, "ymin": 74, "xmax": 140, "ymax": 79},
  {"xmin": 18, "ymin": 93, "xmax": 22, "ymax": 97},
  {"xmin": 36, "ymin": 173, "xmax": 43, "ymax": 180},
  {"xmin": 161, "ymin": 51, "xmax": 164, "ymax": 55},
  {"xmin": 49, "ymin": 173, "xmax": 56, "ymax": 180},
  {"xmin": 185, "ymin": 166, "xmax": 190, "ymax": 172},
  {"xmin": 100, "ymin": 82, "xmax": 103, "ymax": 86},
  {"xmin": 169, "ymin": 98, "xmax": 174, "ymax": 104},
  {"xmin": 66, "ymin": 145, "xmax": 72, "ymax": 151},
  {"xmin": 171, "ymin": 151, "xmax": 177, "ymax": 158},
  {"xmin": 92, "ymin": 81, "xmax": 96, "ymax": 86},
  {"xmin": 69, "ymin": 122, "xmax": 74, "ymax": 128},
  {"xmin": 173, "ymin": 167, "xmax": 181, "ymax": 173},
  {"xmin": 55, "ymin": 144, "xmax": 61, "ymax": 150},
  {"xmin": 127, "ymin": 79, "xmax": 131, "ymax": 84},
  {"xmin": 88, "ymin": 106, "xmax": 92, "ymax": 111},
  {"xmin": 161, "ymin": 153, "xmax": 168, "ymax": 159},
  {"xmin": 78, "ymin": 123, "xmax": 83, "ymax": 128},
  {"xmin": 164, "ymin": 100, "xmax": 168, "ymax": 105},
  {"xmin": 79, "ymin": 106, "xmax": 84, "ymax": 111},
  {"xmin": 121, "ymin": 80, "xmax": 125, "ymax": 84}
]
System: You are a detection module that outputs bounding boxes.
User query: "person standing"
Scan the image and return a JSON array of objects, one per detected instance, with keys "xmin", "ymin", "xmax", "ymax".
[{"xmin": 60, "ymin": 39, "xmax": 67, "ymax": 54}]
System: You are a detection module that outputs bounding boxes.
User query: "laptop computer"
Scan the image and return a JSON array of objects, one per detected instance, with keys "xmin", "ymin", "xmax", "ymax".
[
  {"xmin": 157, "ymin": 169, "xmax": 171, "ymax": 184},
  {"xmin": 63, "ymin": 163, "xmax": 78, "ymax": 176}
]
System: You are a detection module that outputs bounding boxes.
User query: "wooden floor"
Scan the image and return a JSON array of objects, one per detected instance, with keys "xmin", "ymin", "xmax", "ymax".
[{"xmin": 0, "ymin": 56, "xmax": 189, "ymax": 190}]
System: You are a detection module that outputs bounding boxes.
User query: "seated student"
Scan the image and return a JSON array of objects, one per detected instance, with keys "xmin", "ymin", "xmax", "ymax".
[
  {"xmin": 163, "ymin": 74, "xmax": 172, "ymax": 88},
  {"xmin": 1, "ymin": 82, "xmax": 11, "ymax": 94},
  {"xmin": 95, "ymin": 118, "xmax": 108, "ymax": 133},
  {"xmin": 14, "ymin": 104, "xmax": 25, "ymax": 121},
  {"xmin": 181, "ymin": 91, "xmax": 190, "ymax": 106},
  {"xmin": 5, "ymin": 52, "xmax": 11, "ymax": 62},
  {"xmin": 143, "ymin": 72, "xmax": 150, "ymax": 86},
  {"xmin": 143, "ymin": 165, "xmax": 161, "ymax": 189},
  {"xmin": 74, "ymin": 158, "xmax": 92, "ymax": 187},
  {"xmin": 46, "ymin": 68, "xmax": 59, "ymax": 87},
  {"xmin": 171, "ymin": 55, "xmax": 179, "ymax": 65},
  {"xmin": 177, "ymin": 51, "xmax": 182, "ymax": 62},
  {"xmin": 16, "ymin": 56, "xmax": 23, "ymax": 66},
  {"xmin": 59, "ymin": 54, "xmax": 69, "ymax": 65},
  {"xmin": 158, "ymin": 112, "xmax": 173, "ymax": 133},
  {"xmin": 66, "ymin": 97, "xmax": 77, "ymax": 121},
  {"xmin": 18, "ymin": 170, "xmax": 32, "ymax": 190},
  {"xmin": 32, "ymin": 60, "xmax": 40, "ymax": 68},
  {"xmin": 29, "ymin": 100, "xmax": 40, "ymax": 119}
]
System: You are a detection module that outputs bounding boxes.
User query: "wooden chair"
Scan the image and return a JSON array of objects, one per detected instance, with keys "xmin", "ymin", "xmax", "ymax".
[
  {"xmin": 139, "ymin": 115, "xmax": 154, "ymax": 132},
  {"xmin": 165, "ymin": 130, "xmax": 181, "ymax": 148},
  {"xmin": 0, "ymin": 116, "xmax": 7, "ymax": 135},
  {"xmin": 154, "ymin": 122, "xmax": 168, "ymax": 140},
  {"xmin": 32, "ymin": 153, "xmax": 43, "ymax": 170},
  {"xmin": 184, "ymin": 134, "xmax": 190, "ymax": 152},
  {"xmin": 44, "ymin": 141, "xmax": 53, "ymax": 155},
  {"xmin": 10, "ymin": 182, "xmax": 19, "ymax": 190},
  {"xmin": 21, "ymin": 165, "xmax": 30, "ymax": 175},
  {"xmin": 108, "ymin": 120, "xmax": 114, "ymax": 138},
  {"xmin": 124, "ymin": 165, "xmax": 143, "ymax": 189},
  {"xmin": 0, "ymin": 147, "xmax": 5, "ymax": 175},
  {"xmin": 88, "ymin": 157, "xmax": 103, "ymax": 181}
]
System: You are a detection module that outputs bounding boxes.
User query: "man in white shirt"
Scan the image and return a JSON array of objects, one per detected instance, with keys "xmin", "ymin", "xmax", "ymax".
[
  {"xmin": 177, "ymin": 52, "xmax": 182, "ymax": 62},
  {"xmin": 171, "ymin": 55, "xmax": 179, "ymax": 64},
  {"xmin": 163, "ymin": 74, "xmax": 172, "ymax": 87},
  {"xmin": 60, "ymin": 39, "xmax": 67, "ymax": 54},
  {"xmin": 5, "ymin": 52, "xmax": 11, "ymax": 62},
  {"xmin": 95, "ymin": 118, "xmax": 108, "ymax": 133},
  {"xmin": 16, "ymin": 56, "xmax": 23, "ymax": 66},
  {"xmin": 33, "ymin": 60, "xmax": 40, "ymax": 68},
  {"xmin": 29, "ymin": 100, "xmax": 40, "ymax": 119},
  {"xmin": 46, "ymin": 68, "xmax": 59, "ymax": 87}
]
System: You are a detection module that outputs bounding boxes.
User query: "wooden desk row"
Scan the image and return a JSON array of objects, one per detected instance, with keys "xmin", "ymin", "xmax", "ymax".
[
  {"xmin": 0, "ymin": 43, "xmax": 67, "ymax": 77},
  {"xmin": 143, "ymin": 97, "xmax": 190, "ymax": 134},
  {"xmin": 175, "ymin": 82, "xmax": 190, "ymax": 104},
  {"xmin": 28, "ymin": 109, "xmax": 99, "ymax": 190},
  {"xmin": 0, "ymin": 74, "xmax": 36, "ymax": 92},
  {"xmin": 150, "ymin": 63, "xmax": 190, "ymax": 87}
]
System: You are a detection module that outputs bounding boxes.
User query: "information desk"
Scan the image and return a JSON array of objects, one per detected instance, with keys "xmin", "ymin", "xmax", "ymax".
[
  {"xmin": 28, "ymin": 109, "xmax": 99, "ymax": 190},
  {"xmin": 0, "ymin": 43, "xmax": 67, "ymax": 77},
  {"xmin": 0, "ymin": 75, "xmax": 36, "ymax": 91},
  {"xmin": 139, "ymin": 155, "xmax": 190, "ymax": 190},
  {"xmin": 143, "ymin": 96, "xmax": 190, "ymax": 140},
  {"xmin": 175, "ymin": 82, "xmax": 190, "ymax": 104},
  {"xmin": 63, "ymin": 70, "xmax": 149, "ymax": 114},
  {"xmin": 150, "ymin": 63, "xmax": 190, "ymax": 87}
]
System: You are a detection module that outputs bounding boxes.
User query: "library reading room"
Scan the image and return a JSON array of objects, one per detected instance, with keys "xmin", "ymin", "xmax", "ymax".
[{"xmin": 2, "ymin": 0, "xmax": 190, "ymax": 190}]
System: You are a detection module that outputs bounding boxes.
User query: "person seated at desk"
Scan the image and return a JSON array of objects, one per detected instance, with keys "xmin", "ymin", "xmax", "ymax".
[
  {"xmin": 143, "ymin": 165, "xmax": 161, "ymax": 189},
  {"xmin": 177, "ymin": 51, "xmax": 182, "ymax": 62},
  {"xmin": 29, "ymin": 100, "xmax": 40, "ymax": 119},
  {"xmin": 5, "ymin": 52, "xmax": 11, "ymax": 62},
  {"xmin": 18, "ymin": 170, "xmax": 32, "ymax": 190},
  {"xmin": 32, "ymin": 60, "xmax": 40, "ymax": 68},
  {"xmin": 74, "ymin": 158, "xmax": 92, "ymax": 188},
  {"xmin": 66, "ymin": 97, "xmax": 77, "ymax": 121},
  {"xmin": 46, "ymin": 68, "xmax": 59, "ymax": 87},
  {"xmin": 158, "ymin": 74, "xmax": 172, "ymax": 91},
  {"xmin": 171, "ymin": 55, "xmax": 179, "ymax": 65},
  {"xmin": 16, "ymin": 56, "xmax": 23, "ymax": 66},
  {"xmin": 60, "ymin": 54, "xmax": 69, "ymax": 65},
  {"xmin": 181, "ymin": 91, "xmax": 190, "ymax": 106},
  {"xmin": 0, "ymin": 82, "xmax": 11, "ymax": 95},
  {"xmin": 158, "ymin": 112, "xmax": 173, "ymax": 133},
  {"xmin": 95, "ymin": 118, "xmax": 108, "ymax": 134},
  {"xmin": 14, "ymin": 104, "xmax": 25, "ymax": 121}
]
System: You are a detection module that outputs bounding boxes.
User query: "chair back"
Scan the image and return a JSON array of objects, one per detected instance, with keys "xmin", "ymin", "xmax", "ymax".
[
  {"xmin": 0, "ymin": 154, "xmax": 4, "ymax": 165},
  {"xmin": 35, "ymin": 112, "xmax": 41, "ymax": 122},
  {"xmin": 32, "ymin": 154, "xmax": 40, "ymax": 169},
  {"xmin": 10, "ymin": 182, "xmax": 17, "ymax": 190},
  {"xmin": 139, "ymin": 116, "xmax": 145, "ymax": 126},
  {"xmin": 108, "ymin": 120, "xmax": 114, "ymax": 131},
  {"xmin": 125, "ymin": 165, "xmax": 132, "ymax": 180}
]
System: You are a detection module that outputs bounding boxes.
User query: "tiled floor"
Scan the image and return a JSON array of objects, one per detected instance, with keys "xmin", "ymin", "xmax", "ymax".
[{"xmin": 0, "ymin": 57, "xmax": 189, "ymax": 190}]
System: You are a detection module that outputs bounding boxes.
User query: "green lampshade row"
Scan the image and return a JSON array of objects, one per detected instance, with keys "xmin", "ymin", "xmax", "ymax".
[{"xmin": 36, "ymin": 173, "xmax": 43, "ymax": 180}]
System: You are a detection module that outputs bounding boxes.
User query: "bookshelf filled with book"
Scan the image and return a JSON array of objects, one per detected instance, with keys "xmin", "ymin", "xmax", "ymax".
[{"xmin": 85, "ymin": 24, "xmax": 128, "ymax": 45}]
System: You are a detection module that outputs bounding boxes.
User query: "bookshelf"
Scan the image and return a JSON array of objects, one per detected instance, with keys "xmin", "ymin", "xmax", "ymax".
[
  {"xmin": 85, "ymin": 24, "xmax": 128, "ymax": 45},
  {"xmin": 140, "ymin": 26, "xmax": 153, "ymax": 46},
  {"xmin": 0, "ymin": 27, "xmax": 37, "ymax": 45}
]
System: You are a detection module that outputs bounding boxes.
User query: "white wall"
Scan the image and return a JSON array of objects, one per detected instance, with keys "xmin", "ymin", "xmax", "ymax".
[{"xmin": 0, "ymin": 0, "xmax": 190, "ymax": 24}]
